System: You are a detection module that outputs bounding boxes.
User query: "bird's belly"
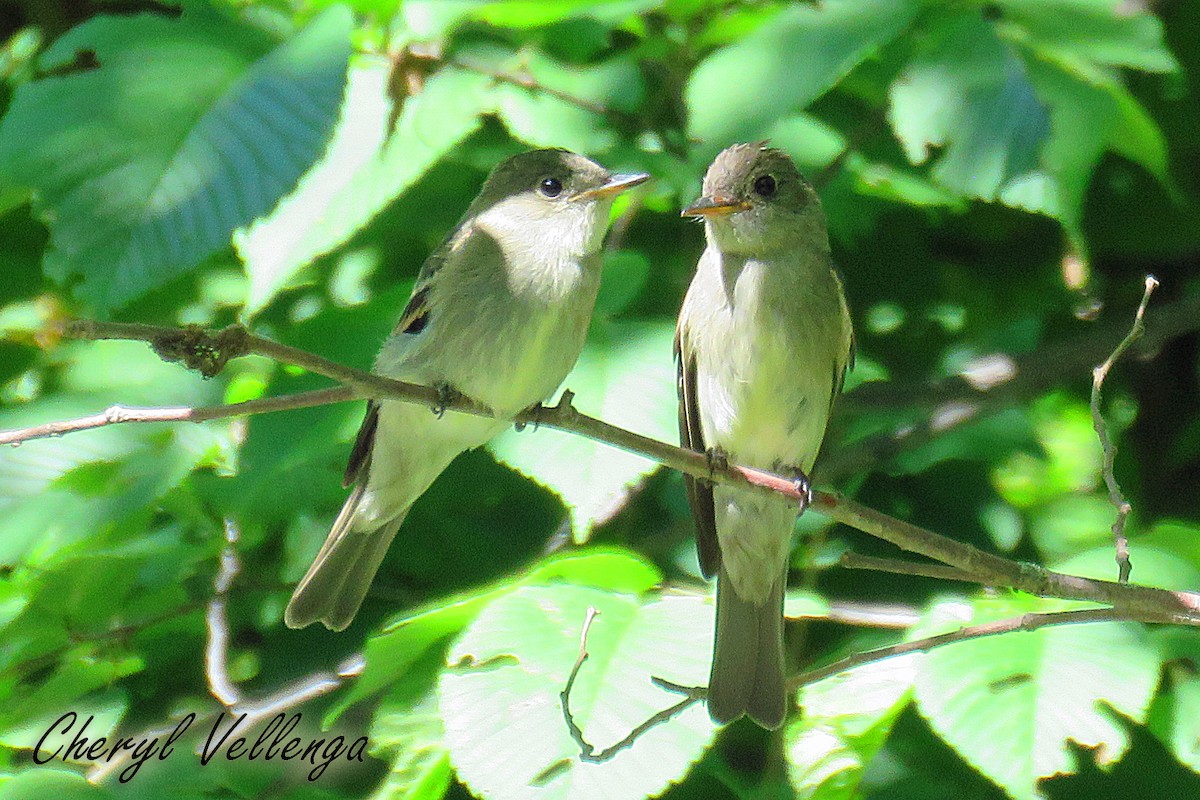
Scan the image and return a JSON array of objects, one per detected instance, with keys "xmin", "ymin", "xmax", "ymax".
[
  {"xmin": 698, "ymin": 329, "xmax": 831, "ymax": 472},
  {"xmin": 443, "ymin": 301, "xmax": 588, "ymax": 416}
]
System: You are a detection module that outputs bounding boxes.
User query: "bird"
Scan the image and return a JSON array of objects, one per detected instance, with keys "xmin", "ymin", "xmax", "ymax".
[
  {"xmin": 676, "ymin": 143, "xmax": 854, "ymax": 728},
  {"xmin": 285, "ymin": 149, "xmax": 648, "ymax": 631}
]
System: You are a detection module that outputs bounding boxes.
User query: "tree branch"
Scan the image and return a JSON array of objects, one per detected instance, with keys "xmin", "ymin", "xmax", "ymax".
[
  {"xmin": 205, "ymin": 519, "xmax": 243, "ymax": 708},
  {"xmin": 787, "ymin": 607, "xmax": 1129, "ymax": 691},
  {"xmin": 7, "ymin": 318, "xmax": 1200, "ymax": 631},
  {"xmin": 0, "ymin": 386, "xmax": 357, "ymax": 446},
  {"xmin": 1091, "ymin": 275, "xmax": 1158, "ymax": 583}
]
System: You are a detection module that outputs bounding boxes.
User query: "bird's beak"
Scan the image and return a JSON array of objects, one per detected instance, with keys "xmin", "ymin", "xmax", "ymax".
[
  {"xmin": 573, "ymin": 172, "xmax": 651, "ymax": 201},
  {"xmin": 681, "ymin": 195, "xmax": 750, "ymax": 218}
]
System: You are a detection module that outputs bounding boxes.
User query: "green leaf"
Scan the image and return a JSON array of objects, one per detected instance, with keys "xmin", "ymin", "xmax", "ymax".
[
  {"xmin": 0, "ymin": 769, "xmax": 115, "ymax": 800},
  {"xmin": 888, "ymin": 12, "xmax": 1050, "ymax": 203},
  {"xmin": 370, "ymin": 693, "xmax": 452, "ymax": 800},
  {"xmin": 991, "ymin": 0, "xmax": 1178, "ymax": 74},
  {"xmin": 395, "ymin": 0, "xmax": 662, "ymax": 37},
  {"xmin": 0, "ymin": 342, "xmax": 229, "ymax": 565},
  {"xmin": 490, "ymin": 319, "xmax": 677, "ymax": 542},
  {"xmin": 0, "ymin": 5, "xmax": 352, "ymax": 312},
  {"xmin": 330, "ymin": 549, "xmax": 661, "ymax": 721},
  {"xmin": 1015, "ymin": 54, "xmax": 1173, "ymax": 238},
  {"xmin": 439, "ymin": 584, "xmax": 716, "ymax": 800},
  {"xmin": 913, "ymin": 594, "xmax": 1162, "ymax": 800},
  {"xmin": 470, "ymin": 0, "xmax": 663, "ymax": 28},
  {"xmin": 494, "ymin": 50, "xmax": 643, "ymax": 153},
  {"xmin": 0, "ymin": 652, "xmax": 136, "ymax": 748},
  {"xmin": 686, "ymin": 0, "xmax": 920, "ymax": 150},
  {"xmin": 235, "ymin": 61, "xmax": 493, "ymax": 315},
  {"xmin": 788, "ymin": 655, "xmax": 915, "ymax": 800}
]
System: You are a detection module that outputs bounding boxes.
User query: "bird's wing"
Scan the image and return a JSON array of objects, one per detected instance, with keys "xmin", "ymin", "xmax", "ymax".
[
  {"xmin": 342, "ymin": 222, "xmax": 474, "ymax": 488},
  {"xmin": 829, "ymin": 259, "xmax": 856, "ymax": 412},
  {"xmin": 675, "ymin": 324, "xmax": 720, "ymax": 579},
  {"xmin": 343, "ymin": 400, "xmax": 379, "ymax": 488}
]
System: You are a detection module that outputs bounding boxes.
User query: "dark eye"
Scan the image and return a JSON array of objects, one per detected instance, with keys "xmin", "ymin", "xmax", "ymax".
[
  {"xmin": 753, "ymin": 174, "xmax": 777, "ymax": 197},
  {"xmin": 539, "ymin": 177, "xmax": 563, "ymax": 198}
]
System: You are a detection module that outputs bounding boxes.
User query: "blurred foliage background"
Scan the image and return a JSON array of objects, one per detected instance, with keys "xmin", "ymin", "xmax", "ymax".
[{"xmin": 1, "ymin": 0, "xmax": 1199, "ymax": 798}]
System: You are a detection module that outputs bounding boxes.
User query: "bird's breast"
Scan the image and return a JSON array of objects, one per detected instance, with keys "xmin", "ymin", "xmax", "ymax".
[{"xmin": 692, "ymin": 258, "xmax": 840, "ymax": 471}]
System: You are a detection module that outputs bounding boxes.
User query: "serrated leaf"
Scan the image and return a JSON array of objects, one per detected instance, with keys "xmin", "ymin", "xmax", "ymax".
[
  {"xmin": 439, "ymin": 584, "xmax": 716, "ymax": 800},
  {"xmin": 913, "ymin": 594, "xmax": 1162, "ymax": 800},
  {"xmin": 686, "ymin": 0, "xmax": 920, "ymax": 150},
  {"xmin": 235, "ymin": 62, "xmax": 493, "ymax": 315},
  {"xmin": 0, "ymin": 5, "xmax": 351, "ymax": 312},
  {"xmin": 490, "ymin": 319, "xmax": 677, "ymax": 542},
  {"xmin": 330, "ymin": 549, "xmax": 661, "ymax": 721}
]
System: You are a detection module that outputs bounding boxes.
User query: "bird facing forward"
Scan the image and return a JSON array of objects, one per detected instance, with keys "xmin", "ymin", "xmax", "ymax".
[
  {"xmin": 286, "ymin": 149, "xmax": 648, "ymax": 631},
  {"xmin": 676, "ymin": 143, "xmax": 854, "ymax": 728}
]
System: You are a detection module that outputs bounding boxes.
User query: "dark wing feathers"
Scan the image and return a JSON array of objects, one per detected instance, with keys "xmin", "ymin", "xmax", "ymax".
[
  {"xmin": 675, "ymin": 328, "xmax": 721, "ymax": 578},
  {"xmin": 343, "ymin": 400, "xmax": 379, "ymax": 488}
]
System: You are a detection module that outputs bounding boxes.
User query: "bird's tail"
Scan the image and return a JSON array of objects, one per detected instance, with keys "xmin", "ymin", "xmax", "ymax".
[
  {"xmin": 284, "ymin": 484, "xmax": 407, "ymax": 631},
  {"xmin": 708, "ymin": 566, "xmax": 787, "ymax": 729}
]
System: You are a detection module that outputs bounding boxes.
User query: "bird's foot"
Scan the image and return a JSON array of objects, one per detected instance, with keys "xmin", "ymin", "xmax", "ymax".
[
  {"xmin": 705, "ymin": 447, "xmax": 729, "ymax": 484},
  {"xmin": 783, "ymin": 465, "xmax": 814, "ymax": 515},
  {"xmin": 514, "ymin": 402, "xmax": 546, "ymax": 432},
  {"xmin": 431, "ymin": 381, "xmax": 461, "ymax": 419}
]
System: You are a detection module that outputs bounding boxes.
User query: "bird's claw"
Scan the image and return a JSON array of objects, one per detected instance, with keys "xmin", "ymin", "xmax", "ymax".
[
  {"xmin": 515, "ymin": 402, "xmax": 547, "ymax": 432},
  {"xmin": 787, "ymin": 467, "xmax": 814, "ymax": 515},
  {"xmin": 705, "ymin": 447, "xmax": 729, "ymax": 484},
  {"xmin": 432, "ymin": 382, "xmax": 461, "ymax": 419}
]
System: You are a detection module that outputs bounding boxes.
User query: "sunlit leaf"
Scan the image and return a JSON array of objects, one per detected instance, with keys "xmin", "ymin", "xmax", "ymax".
[
  {"xmin": 330, "ymin": 549, "xmax": 661, "ymax": 721},
  {"xmin": 235, "ymin": 61, "xmax": 493, "ymax": 315},
  {"xmin": 439, "ymin": 584, "xmax": 716, "ymax": 800},
  {"xmin": 788, "ymin": 655, "xmax": 915, "ymax": 800},
  {"xmin": 914, "ymin": 594, "xmax": 1162, "ymax": 800}
]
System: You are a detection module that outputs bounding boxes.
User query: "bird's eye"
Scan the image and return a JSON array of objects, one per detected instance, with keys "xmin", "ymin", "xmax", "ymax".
[
  {"xmin": 539, "ymin": 177, "xmax": 563, "ymax": 198},
  {"xmin": 753, "ymin": 174, "xmax": 777, "ymax": 198}
]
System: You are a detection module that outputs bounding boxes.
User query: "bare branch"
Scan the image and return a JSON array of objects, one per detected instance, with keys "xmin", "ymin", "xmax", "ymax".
[
  {"xmin": 558, "ymin": 607, "xmax": 705, "ymax": 765},
  {"xmin": 0, "ymin": 386, "xmax": 357, "ymax": 446},
  {"xmin": 788, "ymin": 607, "xmax": 1129, "ymax": 691},
  {"xmin": 840, "ymin": 552, "xmax": 980, "ymax": 583},
  {"xmin": 1091, "ymin": 275, "xmax": 1158, "ymax": 583},
  {"xmin": 206, "ymin": 519, "xmax": 243, "ymax": 708}
]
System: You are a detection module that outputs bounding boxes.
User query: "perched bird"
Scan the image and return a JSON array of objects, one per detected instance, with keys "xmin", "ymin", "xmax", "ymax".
[
  {"xmin": 676, "ymin": 143, "xmax": 854, "ymax": 728},
  {"xmin": 286, "ymin": 149, "xmax": 648, "ymax": 631}
]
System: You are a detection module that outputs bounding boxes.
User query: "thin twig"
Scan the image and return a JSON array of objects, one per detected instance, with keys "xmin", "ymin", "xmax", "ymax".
[
  {"xmin": 559, "ymin": 607, "xmax": 706, "ymax": 764},
  {"xmin": 205, "ymin": 519, "xmax": 243, "ymax": 708},
  {"xmin": 561, "ymin": 606, "xmax": 601, "ymax": 758},
  {"xmin": 787, "ymin": 607, "xmax": 1132, "ymax": 691},
  {"xmin": 446, "ymin": 56, "xmax": 634, "ymax": 123},
  {"xmin": 0, "ymin": 386, "xmax": 358, "ymax": 445},
  {"xmin": 840, "ymin": 552, "xmax": 980, "ymax": 583},
  {"xmin": 1091, "ymin": 275, "xmax": 1158, "ymax": 583}
]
